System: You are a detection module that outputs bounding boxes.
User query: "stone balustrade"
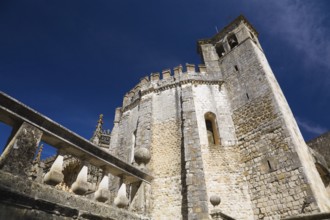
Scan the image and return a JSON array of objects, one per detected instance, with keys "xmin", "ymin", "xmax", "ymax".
[{"xmin": 0, "ymin": 91, "xmax": 152, "ymax": 219}]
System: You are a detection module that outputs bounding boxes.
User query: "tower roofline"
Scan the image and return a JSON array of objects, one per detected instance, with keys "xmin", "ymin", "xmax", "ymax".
[{"xmin": 197, "ymin": 15, "xmax": 258, "ymax": 54}]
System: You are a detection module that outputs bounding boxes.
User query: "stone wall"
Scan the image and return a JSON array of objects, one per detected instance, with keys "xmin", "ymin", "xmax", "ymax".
[
  {"xmin": 103, "ymin": 16, "xmax": 330, "ymax": 219},
  {"xmin": 253, "ymin": 39, "xmax": 330, "ymax": 213},
  {"xmin": 193, "ymin": 84, "xmax": 254, "ymax": 219},
  {"xmin": 200, "ymin": 20, "xmax": 330, "ymax": 218},
  {"xmin": 149, "ymin": 88, "xmax": 182, "ymax": 219},
  {"xmin": 233, "ymin": 92, "xmax": 319, "ymax": 218},
  {"xmin": 181, "ymin": 84, "xmax": 209, "ymax": 219}
]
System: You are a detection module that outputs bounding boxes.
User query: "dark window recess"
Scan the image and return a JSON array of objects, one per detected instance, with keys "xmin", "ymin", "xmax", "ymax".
[
  {"xmin": 206, "ymin": 119, "xmax": 213, "ymax": 133},
  {"xmin": 234, "ymin": 65, "xmax": 239, "ymax": 72},
  {"xmin": 204, "ymin": 112, "xmax": 220, "ymax": 146},
  {"xmin": 228, "ymin": 34, "xmax": 238, "ymax": 49},
  {"xmin": 246, "ymin": 93, "xmax": 250, "ymax": 100},
  {"xmin": 216, "ymin": 44, "xmax": 225, "ymax": 58},
  {"xmin": 205, "ymin": 119, "xmax": 215, "ymax": 145},
  {"xmin": 267, "ymin": 160, "xmax": 272, "ymax": 170}
]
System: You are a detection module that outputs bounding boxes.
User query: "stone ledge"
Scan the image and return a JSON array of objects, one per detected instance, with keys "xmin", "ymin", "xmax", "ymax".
[
  {"xmin": 281, "ymin": 212, "xmax": 330, "ymax": 220},
  {"xmin": 0, "ymin": 171, "xmax": 149, "ymax": 220}
]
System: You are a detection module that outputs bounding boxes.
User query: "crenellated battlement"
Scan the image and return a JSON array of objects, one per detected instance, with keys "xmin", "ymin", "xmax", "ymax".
[{"xmin": 121, "ymin": 63, "xmax": 216, "ymax": 112}]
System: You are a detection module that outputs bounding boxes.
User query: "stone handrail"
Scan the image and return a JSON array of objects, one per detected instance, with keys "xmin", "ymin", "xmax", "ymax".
[{"xmin": 0, "ymin": 91, "xmax": 152, "ymax": 184}]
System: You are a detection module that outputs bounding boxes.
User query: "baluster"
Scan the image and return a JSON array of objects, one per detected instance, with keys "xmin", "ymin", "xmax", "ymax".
[
  {"xmin": 43, "ymin": 155, "xmax": 64, "ymax": 185},
  {"xmin": 114, "ymin": 183, "xmax": 129, "ymax": 208},
  {"xmin": 71, "ymin": 165, "xmax": 89, "ymax": 195},
  {"xmin": 94, "ymin": 174, "xmax": 110, "ymax": 202}
]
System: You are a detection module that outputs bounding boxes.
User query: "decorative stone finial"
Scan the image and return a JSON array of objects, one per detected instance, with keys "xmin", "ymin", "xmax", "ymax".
[
  {"xmin": 90, "ymin": 114, "xmax": 104, "ymax": 145},
  {"xmin": 134, "ymin": 148, "xmax": 151, "ymax": 165},
  {"xmin": 210, "ymin": 195, "xmax": 221, "ymax": 207}
]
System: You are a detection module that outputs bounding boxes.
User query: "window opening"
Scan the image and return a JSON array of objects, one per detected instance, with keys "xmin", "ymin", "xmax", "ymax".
[
  {"xmin": 267, "ymin": 160, "xmax": 272, "ymax": 170},
  {"xmin": 216, "ymin": 44, "xmax": 225, "ymax": 58},
  {"xmin": 204, "ymin": 112, "xmax": 220, "ymax": 146},
  {"xmin": 228, "ymin": 34, "xmax": 238, "ymax": 49},
  {"xmin": 205, "ymin": 119, "xmax": 215, "ymax": 145},
  {"xmin": 234, "ymin": 65, "xmax": 239, "ymax": 72}
]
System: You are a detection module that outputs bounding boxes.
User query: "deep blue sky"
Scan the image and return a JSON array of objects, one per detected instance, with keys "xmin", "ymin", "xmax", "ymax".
[{"xmin": 0, "ymin": 0, "xmax": 329, "ymax": 152}]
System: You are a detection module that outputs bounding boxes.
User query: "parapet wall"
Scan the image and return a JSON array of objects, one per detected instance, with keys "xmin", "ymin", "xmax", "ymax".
[{"xmin": 121, "ymin": 63, "xmax": 223, "ymax": 112}]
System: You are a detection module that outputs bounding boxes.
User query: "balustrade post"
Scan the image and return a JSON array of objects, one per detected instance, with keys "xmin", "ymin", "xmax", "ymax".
[
  {"xmin": 43, "ymin": 154, "xmax": 64, "ymax": 185},
  {"xmin": 94, "ymin": 174, "xmax": 110, "ymax": 202},
  {"xmin": 71, "ymin": 164, "xmax": 90, "ymax": 195},
  {"xmin": 114, "ymin": 183, "xmax": 129, "ymax": 208},
  {"xmin": 0, "ymin": 122, "xmax": 43, "ymax": 176}
]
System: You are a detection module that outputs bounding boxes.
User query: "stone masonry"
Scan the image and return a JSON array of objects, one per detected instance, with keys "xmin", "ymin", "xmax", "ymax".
[
  {"xmin": 105, "ymin": 15, "xmax": 330, "ymax": 219},
  {"xmin": 1, "ymin": 15, "xmax": 330, "ymax": 220}
]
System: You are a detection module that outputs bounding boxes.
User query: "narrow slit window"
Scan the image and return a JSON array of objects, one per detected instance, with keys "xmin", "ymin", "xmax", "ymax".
[
  {"xmin": 234, "ymin": 65, "xmax": 239, "ymax": 72},
  {"xmin": 204, "ymin": 112, "xmax": 220, "ymax": 146},
  {"xmin": 246, "ymin": 93, "xmax": 250, "ymax": 100},
  {"xmin": 267, "ymin": 160, "xmax": 272, "ymax": 170},
  {"xmin": 228, "ymin": 34, "xmax": 238, "ymax": 49}
]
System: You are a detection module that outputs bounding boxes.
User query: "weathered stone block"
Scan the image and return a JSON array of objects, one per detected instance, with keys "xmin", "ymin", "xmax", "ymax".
[{"xmin": 0, "ymin": 122, "xmax": 43, "ymax": 176}]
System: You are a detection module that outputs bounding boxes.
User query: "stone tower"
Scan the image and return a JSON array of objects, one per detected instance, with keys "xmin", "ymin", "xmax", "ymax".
[{"xmin": 107, "ymin": 15, "xmax": 330, "ymax": 219}]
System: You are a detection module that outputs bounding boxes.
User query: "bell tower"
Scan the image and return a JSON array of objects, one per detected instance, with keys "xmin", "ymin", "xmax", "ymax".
[
  {"xmin": 198, "ymin": 15, "xmax": 261, "ymax": 79},
  {"xmin": 198, "ymin": 15, "xmax": 330, "ymax": 218}
]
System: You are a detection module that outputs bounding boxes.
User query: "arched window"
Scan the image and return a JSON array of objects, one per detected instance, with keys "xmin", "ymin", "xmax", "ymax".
[
  {"xmin": 216, "ymin": 44, "xmax": 225, "ymax": 58},
  {"xmin": 204, "ymin": 112, "xmax": 220, "ymax": 146},
  {"xmin": 227, "ymin": 34, "xmax": 238, "ymax": 49}
]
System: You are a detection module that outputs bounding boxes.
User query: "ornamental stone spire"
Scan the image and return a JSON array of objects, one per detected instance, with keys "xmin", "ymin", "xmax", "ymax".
[{"xmin": 90, "ymin": 114, "xmax": 104, "ymax": 145}]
